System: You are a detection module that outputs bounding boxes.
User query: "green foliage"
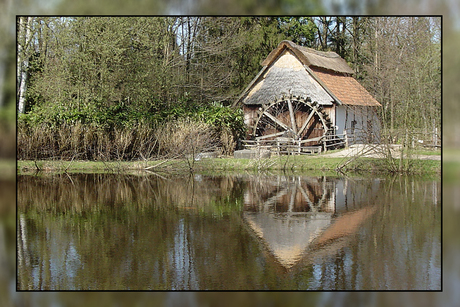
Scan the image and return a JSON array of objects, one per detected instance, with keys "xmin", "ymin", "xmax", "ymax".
[
  {"xmin": 17, "ymin": 16, "xmax": 440, "ymax": 162},
  {"xmin": 195, "ymin": 103, "xmax": 246, "ymax": 137},
  {"xmin": 277, "ymin": 17, "xmax": 317, "ymax": 46}
]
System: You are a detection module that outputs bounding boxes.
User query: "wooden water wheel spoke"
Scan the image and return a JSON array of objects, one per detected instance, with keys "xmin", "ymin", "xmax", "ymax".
[
  {"xmin": 263, "ymin": 111, "xmax": 291, "ymax": 132},
  {"xmin": 253, "ymin": 95, "xmax": 332, "ymax": 145},
  {"xmin": 297, "ymin": 107, "xmax": 316, "ymax": 137},
  {"xmin": 288, "ymin": 185, "xmax": 297, "ymax": 212},
  {"xmin": 287, "ymin": 99, "xmax": 298, "ymax": 135},
  {"xmin": 298, "ymin": 185, "xmax": 316, "ymax": 210}
]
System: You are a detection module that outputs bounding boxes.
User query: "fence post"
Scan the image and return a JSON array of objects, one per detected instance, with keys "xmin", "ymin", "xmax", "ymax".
[
  {"xmin": 344, "ymin": 130, "xmax": 348, "ymax": 148},
  {"xmin": 434, "ymin": 128, "xmax": 438, "ymax": 147}
]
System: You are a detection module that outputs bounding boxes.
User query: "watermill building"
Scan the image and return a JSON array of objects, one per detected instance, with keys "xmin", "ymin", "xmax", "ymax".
[{"xmin": 233, "ymin": 40, "xmax": 381, "ymax": 153}]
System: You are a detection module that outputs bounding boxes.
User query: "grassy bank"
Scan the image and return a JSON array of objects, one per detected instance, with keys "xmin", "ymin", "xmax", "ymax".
[{"xmin": 17, "ymin": 154, "xmax": 441, "ymax": 177}]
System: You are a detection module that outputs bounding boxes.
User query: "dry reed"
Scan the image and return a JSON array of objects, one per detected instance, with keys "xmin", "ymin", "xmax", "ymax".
[{"xmin": 17, "ymin": 118, "xmax": 223, "ymax": 161}]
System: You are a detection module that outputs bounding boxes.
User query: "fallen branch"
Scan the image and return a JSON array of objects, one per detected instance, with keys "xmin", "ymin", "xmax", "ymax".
[
  {"xmin": 144, "ymin": 159, "xmax": 172, "ymax": 170},
  {"xmin": 144, "ymin": 155, "xmax": 182, "ymax": 170},
  {"xmin": 64, "ymin": 154, "xmax": 77, "ymax": 172}
]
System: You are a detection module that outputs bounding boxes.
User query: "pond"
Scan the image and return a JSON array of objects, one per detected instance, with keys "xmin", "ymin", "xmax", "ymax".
[{"xmin": 17, "ymin": 172, "xmax": 440, "ymax": 290}]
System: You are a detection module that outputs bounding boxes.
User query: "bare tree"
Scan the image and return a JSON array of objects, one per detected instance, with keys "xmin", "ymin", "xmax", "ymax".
[{"xmin": 17, "ymin": 17, "xmax": 33, "ymax": 114}]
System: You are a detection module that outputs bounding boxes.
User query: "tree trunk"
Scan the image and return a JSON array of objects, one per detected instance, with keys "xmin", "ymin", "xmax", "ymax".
[
  {"xmin": 0, "ymin": 50, "xmax": 6, "ymax": 108},
  {"xmin": 17, "ymin": 17, "xmax": 32, "ymax": 114}
]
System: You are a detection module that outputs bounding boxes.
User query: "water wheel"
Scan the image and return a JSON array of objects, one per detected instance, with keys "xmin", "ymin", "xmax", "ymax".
[{"xmin": 253, "ymin": 95, "xmax": 332, "ymax": 145}]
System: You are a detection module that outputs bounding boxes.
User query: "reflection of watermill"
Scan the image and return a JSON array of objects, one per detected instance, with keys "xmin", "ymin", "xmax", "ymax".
[
  {"xmin": 253, "ymin": 95, "xmax": 333, "ymax": 146},
  {"xmin": 243, "ymin": 177, "xmax": 335, "ymax": 268},
  {"xmin": 242, "ymin": 176, "xmax": 377, "ymax": 270},
  {"xmin": 244, "ymin": 176, "xmax": 334, "ymax": 214}
]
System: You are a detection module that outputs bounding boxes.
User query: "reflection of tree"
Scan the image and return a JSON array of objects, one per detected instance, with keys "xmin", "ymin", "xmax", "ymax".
[
  {"xmin": 299, "ymin": 177, "xmax": 440, "ymax": 290},
  {"xmin": 16, "ymin": 174, "xmax": 440, "ymax": 290},
  {"xmin": 16, "ymin": 174, "xmax": 251, "ymax": 290},
  {"xmin": 17, "ymin": 174, "xmax": 245, "ymax": 216}
]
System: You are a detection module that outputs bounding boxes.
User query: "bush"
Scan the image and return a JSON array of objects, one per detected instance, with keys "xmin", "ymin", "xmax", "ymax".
[
  {"xmin": 17, "ymin": 101, "xmax": 246, "ymax": 161},
  {"xmin": 153, "ymin": 118, "xmax": 218, "ymax": 158}
]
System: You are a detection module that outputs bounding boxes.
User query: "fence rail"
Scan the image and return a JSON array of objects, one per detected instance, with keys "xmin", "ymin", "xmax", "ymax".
[
  {"xmin": 240, "ymin": 128, "xmax": 441, "ymax": 156},
  {"xmin": 381, "ymin": 128, "xmax": 441, "ymax": 148},
  {"xmin": 241, "ymin": 132, "xmax": 353, "ymax": 155}
]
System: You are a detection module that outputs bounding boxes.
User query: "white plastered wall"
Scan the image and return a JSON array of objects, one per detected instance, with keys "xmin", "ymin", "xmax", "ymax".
[{"xmin": 335, "ymin": 105, "xmax": 381, "ymax": 144}]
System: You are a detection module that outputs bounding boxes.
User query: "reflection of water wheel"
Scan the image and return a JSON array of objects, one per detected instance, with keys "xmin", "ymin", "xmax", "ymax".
[
  {"xmin": 253, "ymin": 95, "xmax": 332, "ymax": 145},
  {"xmin": 244, "ymin": 177, "xmax": 333, "ymax": 213},
  {"xmin": 270, "ymin": 178, "xmax": 331, "ymax": 213}
]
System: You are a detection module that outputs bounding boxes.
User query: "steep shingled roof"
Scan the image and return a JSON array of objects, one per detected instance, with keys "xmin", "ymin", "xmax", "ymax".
[
  {"xmin": 262, "ymin": 40, "xmax": 355, "ymax": 74},
  {"xmin": 312, "ymin": 68, "xmax": 381, "ymax": 107},
  {"xmin": 239, "ymin": 64, "xmax": 335, "ymax": 107},
  {"xmin": 234, "ymin": 40, "xmax": 381, "ymax": 107}
]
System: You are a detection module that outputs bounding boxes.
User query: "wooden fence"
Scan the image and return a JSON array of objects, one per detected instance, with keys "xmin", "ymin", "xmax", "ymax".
[
  {"xmin": 241, "ymin": 131, "xmax": 353, "ymax": 155},
  {"xmin": 382, "ymin": 128, "xmax": 441, "ymax": 149}
]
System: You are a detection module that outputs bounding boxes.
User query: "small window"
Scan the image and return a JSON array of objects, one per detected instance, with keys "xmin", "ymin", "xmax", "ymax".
[{"xmin": 351, "ymin": 120, "xmax": 357, "ymax": 134}]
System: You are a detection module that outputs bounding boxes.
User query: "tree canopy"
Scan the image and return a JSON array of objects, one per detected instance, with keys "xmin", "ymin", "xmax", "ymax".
[{"xmin": 17, "ymin": 16, "xmax": 440, "ymax": 133}]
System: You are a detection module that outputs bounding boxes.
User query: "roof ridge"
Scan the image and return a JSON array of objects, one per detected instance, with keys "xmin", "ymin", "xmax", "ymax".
[{"xmin": 281, "ymin": 40, "xmax": 340, "ymax": 59}]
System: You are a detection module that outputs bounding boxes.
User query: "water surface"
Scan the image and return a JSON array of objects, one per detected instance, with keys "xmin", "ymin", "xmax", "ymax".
[{"xmin": 17, "ymin": 172, "xmax": 440, "ymax": 290}]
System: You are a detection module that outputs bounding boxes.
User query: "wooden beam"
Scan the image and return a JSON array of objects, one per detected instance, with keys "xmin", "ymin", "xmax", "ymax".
[
  {"xmin": 298, "ymin": 185, "xmax": 316, "ymax": 211},
  {"xmin": 299, "ymin": 136, "xmax": 323, "ymax": 144},
  {"xmin": 298, "ymin": 107, "xmax": 316, "ymax": 137},
  {"xmin": 255, "ymin": 131, "xmax": 286, "ymax": 140},
  {"xmin": 287, "ymin": 99, "xmax": 298, "ymax": 135},
  {"xmin": 263, "ymin": 111, "xmax": 291, "ymax": 132}
]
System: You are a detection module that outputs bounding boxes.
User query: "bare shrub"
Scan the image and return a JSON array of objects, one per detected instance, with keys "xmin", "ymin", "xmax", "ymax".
[
  {"xmin": 219, "ymin": 126, "xmax": 236, "ymax": 156},
  {"xmin": 18, "ymin": 124, "xmax": 55, "ymax": 160},
  {"xmin": 153, "ymin": 118, "xmax": 218, "ymax": 158},
  {"xmin": 113, "ymin": 127, "xmax": 134, "ymax": 160},
  {"xmin": 17, "ymin": 117, "xmax": 225, "ymax": 162},
  {"xmin": 0, "ymin": 122, "xmax": 15, "ymax": 159},
  {"xmin": 131, "ymin": 122, "xmax": 157, "ymax": 160},
  {"xmin": 55, "ymin": 123, "xmax": 85, "ymax": 159},
  {"xmin": 94, "ymin": 129, "xmax": 112, "ymax": 161}
]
